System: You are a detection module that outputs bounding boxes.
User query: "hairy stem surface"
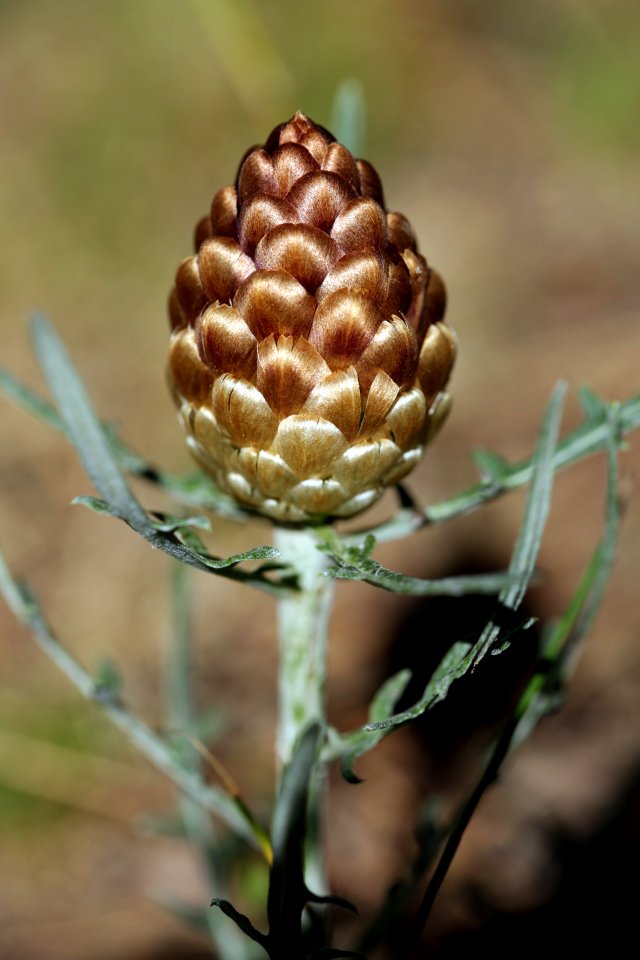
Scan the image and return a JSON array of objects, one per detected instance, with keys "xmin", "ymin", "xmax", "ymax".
[
  {"xmin": 274, "ymin": 526, "xmax": 334, "ymax": 894},
  {"xmin": 274, "ymin": 527, "xmax": 334, "ymax": 767}
]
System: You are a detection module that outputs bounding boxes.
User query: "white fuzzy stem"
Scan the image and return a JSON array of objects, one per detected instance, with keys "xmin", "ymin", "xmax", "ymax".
[
  {"xmin": 274, "ymin": 526, "xmax": 334, "ymax": 769},
  {"xmin": 274, "ymin": 526, "xmax": 334, "ymax": 895}
]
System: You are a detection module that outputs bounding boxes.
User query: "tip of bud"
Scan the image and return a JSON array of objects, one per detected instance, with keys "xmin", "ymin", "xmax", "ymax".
[
  {"xmin": 291, "ymin": 110, "xmax": 313, "ymax": 130},
  {"xmin": 266, "ymin": 112, "xmax": 336, "ymax": 153}
]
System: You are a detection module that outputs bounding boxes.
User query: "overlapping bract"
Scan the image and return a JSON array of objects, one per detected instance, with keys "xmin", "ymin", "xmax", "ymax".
[{"xmin": 168, "ymin": 113, "xmax": 456, "ymax": 522}]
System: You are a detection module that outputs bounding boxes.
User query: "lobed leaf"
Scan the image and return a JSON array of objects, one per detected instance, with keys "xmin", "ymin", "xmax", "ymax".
[{"xmin": 321, "ymin": 529, "xmax": 516, "ymax": 598}]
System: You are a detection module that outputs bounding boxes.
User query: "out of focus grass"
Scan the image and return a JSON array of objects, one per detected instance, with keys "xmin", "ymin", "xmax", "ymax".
[{"xmin": 0, "ymin": 695, "xmax": 125, "ymax": 828}]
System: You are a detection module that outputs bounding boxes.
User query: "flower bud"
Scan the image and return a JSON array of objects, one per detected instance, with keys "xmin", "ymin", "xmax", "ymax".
[{"xmin": 168, "ymin": 113, "xmax": 456, "ymax": 522}]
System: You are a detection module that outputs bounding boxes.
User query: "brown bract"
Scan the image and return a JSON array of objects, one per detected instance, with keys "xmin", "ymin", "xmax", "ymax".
[{"xmin": 168, "ymin": 112, "xmax": 457, "ymax": 522}]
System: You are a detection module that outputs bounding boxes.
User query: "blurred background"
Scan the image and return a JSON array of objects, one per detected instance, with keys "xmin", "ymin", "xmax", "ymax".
[{"xmin": 1, "ymin": 1, "xmax": 639, "ymax": 957}]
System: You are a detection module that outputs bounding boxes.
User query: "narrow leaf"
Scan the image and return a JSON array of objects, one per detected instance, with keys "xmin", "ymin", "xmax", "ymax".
[
  {"xmin": 471, "ymin": 448, "xmax": 513, "ymax": 481},
  {"xmin": 514, "ymin": 402, "xmax": 622, "ymax": 742},
  {"xmin": 326, "ymin": 558, "xmax": 516, "ymax": 597},
  {"xmin": 268, "ymin": 725, "xmax": 320, "ymax": 953},
  {"xmin": 30, "ymin": 314, "xmax": 154, "ymax": 534},
  {"xmin": 72, "ymin": 495, "xmax": 116, "ymax": 516},
  {"xmin": 368, "ymin": 669, "xmax": 412, "ymax": 724},
  {"xmin": 323, "ymin": 528, "xmax": 515, "ymax": 597},
  {"xmin": 470, "ymin": 381, "xmax": 567, "ymax": 663},
  {"xmin": 578, "ymin": 385, "xmax": 608, "ymax": 421},
  {"xmin": 270, "ymin": 725, "xmax": 320, "ymax": 867},
  {"xmin": 330, "ymin": 78, "xmax": 365, "ymax": 156},
  {"xmin": 0, "ymin": 367, "xmax": 64, "ymax": 431},
  {"xmin": 365, "ymin": 640, "xmax": 473, "ymax": 734}
]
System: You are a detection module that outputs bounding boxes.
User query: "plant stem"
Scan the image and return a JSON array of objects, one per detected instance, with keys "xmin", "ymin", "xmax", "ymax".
[
  {"xmin": 273, "ymin": 526, "xmax": 334, "ymax": 893},
  {"xmin": 274, "ymin": 527, "xmax": 334, "ymax": 767}
]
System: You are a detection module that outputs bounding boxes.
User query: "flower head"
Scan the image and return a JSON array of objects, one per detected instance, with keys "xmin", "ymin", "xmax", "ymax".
[{"xmin": 168, "ymin": 113, "xmax": 456, "ymax": 522}]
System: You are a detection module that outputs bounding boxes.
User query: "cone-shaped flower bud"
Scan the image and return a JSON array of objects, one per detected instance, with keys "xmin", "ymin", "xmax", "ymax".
[{"xmin": 168, "ymin": 113, "xmax": 457, "ymax": 522}]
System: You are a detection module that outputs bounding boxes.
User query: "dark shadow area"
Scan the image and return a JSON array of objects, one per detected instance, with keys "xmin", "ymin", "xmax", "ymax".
[
  {"xmin": 427, "ymin": 767, "xmax": 640, "ymax": 960},
  {"xmin": 386, "ymin": 549, "xmax": 541, "ymax": 778},
  {"xmin": 361, "ymin": 549, "xmax": 639, "ymax": 959}
]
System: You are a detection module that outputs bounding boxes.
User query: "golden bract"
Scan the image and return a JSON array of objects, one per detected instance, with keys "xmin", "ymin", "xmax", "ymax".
[{"xmin": 168, "ymin": 113, "xmax": 457, "ymax": 523}]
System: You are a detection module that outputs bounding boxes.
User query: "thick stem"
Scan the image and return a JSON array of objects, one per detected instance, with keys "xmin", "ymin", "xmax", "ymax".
[
  {"xmin": 274, "ymin": 527, "xmax": 334, "ymax": 768},
  {"xmin": 274, "ymin": 526, "xmax": 334, "ymax": 895}
]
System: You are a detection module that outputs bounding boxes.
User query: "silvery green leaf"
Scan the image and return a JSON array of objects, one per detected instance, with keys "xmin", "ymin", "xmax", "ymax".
[
  {"xmin": 326, "ymin": 557, "xmax": 515, "ymax": 597},
  {"xmin": 513, "ymin": 402, "xmax": 622, "ymax": 748},
  {"xmin": 368, "ymin": 669, "xmax": 412, "ymax": 724},
  {"xmin": 577, "ymin": 385, "xmax": 608, "ymax": 421},
  {"xmin": 0, "ymin": 367, "xmax": 63, "ymax": 431},
  {"xmin": 470, "ymin": 381, "xmax": 567, "ymax": 664},
  {"xmin": 72, "ymin": 495, "xmax": 115, "ymax": 516},
  {"xmin": 471, "ymin": 448, "xmax": 513, "ymax": 481}
]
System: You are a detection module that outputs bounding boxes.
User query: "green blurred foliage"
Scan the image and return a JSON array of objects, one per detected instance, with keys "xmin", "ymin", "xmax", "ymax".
[
  {"xmin": 0, "ymin": 697, "xmax": 122, "ymax": 829},
  {"xmin": 549, "ymin": 8, "xmax": 640, "ymax": 153}
]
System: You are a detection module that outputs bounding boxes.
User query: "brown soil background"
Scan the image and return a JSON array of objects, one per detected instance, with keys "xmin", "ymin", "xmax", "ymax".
[{"xmin": 1, "ymin": 2, "xmax": 639, "ymax": 958}]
